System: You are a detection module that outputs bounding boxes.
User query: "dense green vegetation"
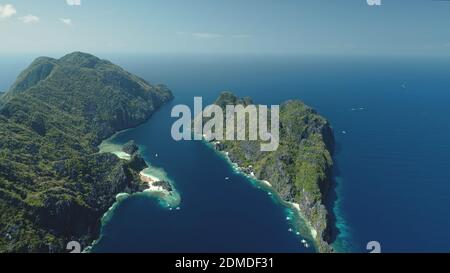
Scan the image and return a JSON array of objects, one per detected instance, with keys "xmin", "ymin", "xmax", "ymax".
[
  {"xmin": 0, "ymin": 52, "xmax": 173, "ymax": 252},
  {"xmin": 211, "ymin": 92, "xmax": 335, "ymax": 252}
]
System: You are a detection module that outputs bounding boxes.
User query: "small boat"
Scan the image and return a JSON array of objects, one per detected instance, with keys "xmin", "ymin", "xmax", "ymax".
[
  {"xmin": 286, "ymin": 217, "xmax": 291, "ymax": 220},
  {"xmin": 342, "ymin": 131, "xmax": 347, "ymax": 135},
  {"xmin": 305, "ymin": 243, "xmax": 310, "ymax": 248},
  {"xmin": 296, "ymin": 232, "xmax": 300, "ymax": 236},
  {"xmin": 301, "ymin": 239, "xmax": 307, "ymax": 244},
  {"xmin": 225, "ymin": 177, "xmax": 230, "ymax": 180},
  {"xmin": 288, "ymin": 228, "xmax": 293, "ymax": 232},
  {"xmin": 401, "ymin": 83, "xmax": 407, "ymax": 89},
  {"xmin": 155, "ymin": 153, "xmax": 159, "ymax": 157},
  {"xmin": 176, "ymin": 207, "xmax": 181, "ymax": 210}
]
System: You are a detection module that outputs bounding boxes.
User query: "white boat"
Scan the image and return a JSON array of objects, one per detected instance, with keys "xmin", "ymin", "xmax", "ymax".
[
  {"xmin": 301, "ymin": 239, "xmax": 307, "ymax": 244},
  {"xmin": 305, "ymin": 243, "xmax": 310, "ymax": 248}
]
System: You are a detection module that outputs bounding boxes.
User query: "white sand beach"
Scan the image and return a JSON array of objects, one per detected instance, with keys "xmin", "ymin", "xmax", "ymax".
[
  {"xmin": 139, "ymin": 170, "xmax": 170, "ymax": 194},
  {"xmin": 98, "ymin": 141, "xmax": 131, "ymax": 160},
  {"xmin": 289, "ymin": 202, "xmax": 318, "ymax": 239}
]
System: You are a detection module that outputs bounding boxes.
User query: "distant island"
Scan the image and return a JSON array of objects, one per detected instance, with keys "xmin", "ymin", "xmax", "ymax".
[
  {"xmin": 0, "ymin": 52, "xmax": 173, "ymax": 252},
  {"xmin": 207, "ymin": 92, "xmax": 335, "ymax": 253}
]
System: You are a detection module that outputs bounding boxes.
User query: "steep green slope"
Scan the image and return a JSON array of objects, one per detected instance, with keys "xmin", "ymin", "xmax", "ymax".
[
  {"xmin": 0, "ymin": 52, "xmax": 173, "ymax": 252},
  {"xmin": 211, "ymin": 92, "xmax": 335, "ymax": 252}
]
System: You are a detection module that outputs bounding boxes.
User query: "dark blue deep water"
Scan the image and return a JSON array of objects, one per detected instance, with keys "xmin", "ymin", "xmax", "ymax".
[{"xmin": 1, "ymin": 54, "xmax": 450, "ymax": 253}]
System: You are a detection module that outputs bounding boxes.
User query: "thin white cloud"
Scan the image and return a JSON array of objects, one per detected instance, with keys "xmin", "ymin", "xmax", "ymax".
[
  {"xmin": 19, "ymin": 14, "xmax": 40, "ymax": 24},
  {"xmin": 59, "ymin": 18, "xmax": 72, "ymax": 26},
  {"xmin": 232, "ymin": 34, "xmax": 252, "ymax": 39},
  {"xmin": 66, "ymin": 0, "xmax": 81, "ymax": 6},
  {"xmin": 192, "ymin": 32, "xmax": 222, "ymax": 39},
  {"xmin": 177, "ymin": 32, "xmax": 252, "ymax": 39},
  {"xmin": 0, "ymin": 4, "xmax": 17, "ymax": 18},
  {"xmin": 177, "ymin": 32, "xmax": 222, "ymax": 39}
]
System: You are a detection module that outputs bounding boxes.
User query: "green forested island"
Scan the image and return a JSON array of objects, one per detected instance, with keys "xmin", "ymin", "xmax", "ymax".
[
  {"xmin": 0, "ymin": 52, "xmax": 173, "ymax": 252},
  {"xmin": 211, "ymin": 92, "xmax": 335, "ymax": 252}
]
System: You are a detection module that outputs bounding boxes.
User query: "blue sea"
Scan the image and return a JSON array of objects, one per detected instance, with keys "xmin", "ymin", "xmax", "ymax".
[{"xmin": 1, "ymin": 54, "xmax": 450, "ymax": 253}]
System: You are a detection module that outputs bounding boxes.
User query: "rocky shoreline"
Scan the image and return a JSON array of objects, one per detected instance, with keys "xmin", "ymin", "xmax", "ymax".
[
  {"xmin": 210, "ymin": 141, "xmax": 334, "ymax": 253},
  {"xmin": 84, "ymin": 138, "xmax": 179, "ymax": 252}
]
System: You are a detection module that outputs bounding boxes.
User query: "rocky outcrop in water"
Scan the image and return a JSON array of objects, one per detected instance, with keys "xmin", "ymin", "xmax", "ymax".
[
  {"xmin": 153, "ymin": 181, "xmax": 174, "ymax": 192},
  {"xmin": 122, "ymin": 140, "xmax": 139, "ymax": 155}
]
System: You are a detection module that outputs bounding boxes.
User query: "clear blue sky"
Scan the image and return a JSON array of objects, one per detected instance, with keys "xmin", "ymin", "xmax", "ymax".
[{"xmin": 1, "ymin": 0, "xmax": 450, "ymax": 56}]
